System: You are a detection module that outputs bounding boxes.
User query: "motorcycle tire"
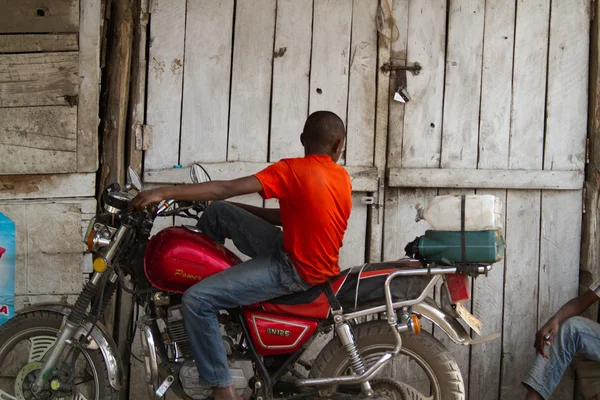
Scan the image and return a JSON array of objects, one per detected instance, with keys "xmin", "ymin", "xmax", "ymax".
[
  {"xmin": 0, "ymin": 310, "xmax": 118, "ymax": 400},
  {"xmin": 309, "ymin": 320, "xmax": 465, "ymax": 400}
]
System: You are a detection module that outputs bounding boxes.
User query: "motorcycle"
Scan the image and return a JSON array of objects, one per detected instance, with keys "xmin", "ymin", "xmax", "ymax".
[{"xmin": 0, "ymin": 165, "xmax": 499, "ymax": 400}]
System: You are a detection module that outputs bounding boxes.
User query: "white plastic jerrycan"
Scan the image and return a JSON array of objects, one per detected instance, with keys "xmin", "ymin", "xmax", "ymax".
[{"xmin": 416, "ymin": 194, "xmax": 503, "ymax": 231}]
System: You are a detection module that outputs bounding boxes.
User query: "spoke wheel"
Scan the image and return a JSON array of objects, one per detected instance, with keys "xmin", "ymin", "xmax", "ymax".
[
  {"xmin": 0, "ymin": 311, "xmax": 117, "ymax": 400},
  {"xmin": 309, "ymin": 321, "xmax": 465, "ymax": 400}
]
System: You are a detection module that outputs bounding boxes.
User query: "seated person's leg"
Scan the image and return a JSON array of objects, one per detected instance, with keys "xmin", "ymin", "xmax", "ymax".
[
  {"xmin": 198, "ymin": 201, "xmax": 282, "ymax": 258},
  {"xmin": 523, "ymin": 317, "xmax": 600, "ymax": 400},
  {"xmin": 181, "ymin": 246, "xmax": 309, "ymax": 392}
]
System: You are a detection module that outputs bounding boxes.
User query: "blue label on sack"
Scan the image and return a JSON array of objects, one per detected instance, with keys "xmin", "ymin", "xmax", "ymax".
[{"xmin": 0, "ymin": 213, "xmax": 15, "ymax": 325}]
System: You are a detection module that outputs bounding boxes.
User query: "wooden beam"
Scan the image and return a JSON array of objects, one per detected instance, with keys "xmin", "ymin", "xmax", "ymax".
[
  {"xmin": 100, "ymin": 0, "xmax": 135, "ymax": 185},
  {"xmin": 369, "ymin": 0, "xmax": 392, "ymax": 263},
  {"xmin": 387, "ymin": 168, "xmax": 584, "ymax": 190},
  {"xmin": 144, "ymin": 162, "xmax": 379, "ymax": 192},
  {"xmin": 77, "ymin": 0, "xmax": 102, "ymax": 172},
  {"xmin": 126, "ymin": 0, "xmax": 149, "ymax": 176},
  {"xmin": 121, "ymin": 2, "xmax": 149, "ymax": 395},
  {"xmin": 0, "ymin": 0, "xmax": 79, "ymax": 33},
  {"xmin": 0, "ymin": 173, "xmax": 96, "ymax": 200},
  {"xmin": 0, "ymin": 52, "xmax": 78, "ymax": 107},
  {"xmin": 0, "ymin": 34, "xmax": 78, "ymax": 53},
  {"xmin": 582, "ymin": 0, "xmax": 600, "ymax": 321}
]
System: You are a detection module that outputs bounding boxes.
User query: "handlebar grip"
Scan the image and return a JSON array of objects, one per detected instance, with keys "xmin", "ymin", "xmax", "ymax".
[{"xmin": 155, "ymin": 199, "xmax": 176, "ymax": 216}]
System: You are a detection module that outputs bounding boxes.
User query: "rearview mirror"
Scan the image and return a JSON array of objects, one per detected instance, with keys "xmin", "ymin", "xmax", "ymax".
[
  {"xmin": 127, "ymin": 166, "xmax": 143, "ymax": 191},
  {"xmin": 190, "ymin": 163, "xmax": 211, "ymax": 184}
]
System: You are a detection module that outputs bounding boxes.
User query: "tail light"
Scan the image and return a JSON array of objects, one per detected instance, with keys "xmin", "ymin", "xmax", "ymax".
[{"xmin": 444, "ymin": 274, "xmax": 470, "ymax": 303}]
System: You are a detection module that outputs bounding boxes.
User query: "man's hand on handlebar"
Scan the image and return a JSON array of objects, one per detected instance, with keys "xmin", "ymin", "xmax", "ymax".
[
  {"xmin": 130, "ymin": 188, "xmax": 167, "ymax": 210},
  {"xmin": 130, "ymin": 176, "xmax": 263, "ymax": 211}
]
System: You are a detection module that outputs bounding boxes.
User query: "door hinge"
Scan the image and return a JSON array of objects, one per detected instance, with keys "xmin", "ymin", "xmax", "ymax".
[
  {"xmin": 591, "ymin": 0, "xmax": 596, "ymax": 21},
  {"xmin": 586, "ymin": 137, "xmax": 591, "ymax": 164},
  {"xmin": 360, "ymin": 196, "xmax": 375, "ymax": 205},
  {"xmin": 361, "ymin": 178, "xmax": 385, "ymax": 224},
  {"xmin": 135, "ymin": 123, "xmax": 152, "ymax": 151}
]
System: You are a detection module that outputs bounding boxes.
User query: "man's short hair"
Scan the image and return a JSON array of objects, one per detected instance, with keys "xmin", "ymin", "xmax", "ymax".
[{"xmin": 303, "ymin": 111, "xmax": 346, "ymax": 147}]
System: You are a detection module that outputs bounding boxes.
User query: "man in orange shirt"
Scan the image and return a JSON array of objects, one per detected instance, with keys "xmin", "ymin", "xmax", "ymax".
[{"xmin": 132, "ymin": 111, "xmax": 352, "ymax": 400}]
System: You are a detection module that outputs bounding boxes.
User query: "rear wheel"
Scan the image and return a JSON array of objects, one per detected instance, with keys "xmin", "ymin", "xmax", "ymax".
[
  {"xmin": 0, "ymin": 311, "xmax": 117, "ymax": 400},
  {"xmin": 309, "ymin": 321, "xmax": 465, "ymax": 400}
]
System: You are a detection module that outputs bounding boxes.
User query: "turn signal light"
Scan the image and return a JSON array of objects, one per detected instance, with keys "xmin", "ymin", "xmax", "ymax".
[
  {"xmin": 87, "ymin": 230, "xmax": 96, "ymax": 251},
  {"xmin": 411, "ymin": 314, "xmax": 421, "ymax": 335},
  {"xmin": 93, "ymin": 257, "xmax": 107, "ymax": 273}
]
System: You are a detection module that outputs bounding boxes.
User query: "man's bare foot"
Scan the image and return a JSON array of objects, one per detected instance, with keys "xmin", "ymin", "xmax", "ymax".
[{"xmin": 214, "ymin": 385, "xmax": 243, "ymax": 400}]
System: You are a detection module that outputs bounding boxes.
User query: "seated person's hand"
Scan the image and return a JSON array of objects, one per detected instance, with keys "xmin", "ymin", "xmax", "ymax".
[
  {"xmin": 535, "ymin": 317, "xmax": 560, "ymax": 359},
  {"xmin": 131, "ymin": 188, "xmax": 166, "ymax": 210}
]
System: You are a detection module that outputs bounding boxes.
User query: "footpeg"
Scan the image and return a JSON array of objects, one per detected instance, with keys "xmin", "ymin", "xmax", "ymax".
[{"xmin": 156, "ymin": 375, "xmax": 174, "ymax": 397}]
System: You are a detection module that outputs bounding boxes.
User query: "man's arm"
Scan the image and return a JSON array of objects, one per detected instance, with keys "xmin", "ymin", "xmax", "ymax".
[
  {"xmin": 228, "ymin": 202, "xmax": 282, "ymax": 225},
  {"xmin": 131, "ymin": 176, "xmax": 263, "ymax": 209},
  {"xmin": 535, "ymin": 289, "xmax": 599, "ymax": 358}
]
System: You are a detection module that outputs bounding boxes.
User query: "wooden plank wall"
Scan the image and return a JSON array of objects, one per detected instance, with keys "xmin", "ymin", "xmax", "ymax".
[
  {"xmin": 384, "ymin": 1, "xmax": 590, "ymax": 399},
  {"xmin": 0, "ymin": 0, "xmax": 101, "ymax": 318},
  {"xmin": 143, "ymin": 0, "xmax": 380, "ymax": 269},
  {"xmin": 0, "ymin": 0, "xmax": 100, "ymax": 174}
]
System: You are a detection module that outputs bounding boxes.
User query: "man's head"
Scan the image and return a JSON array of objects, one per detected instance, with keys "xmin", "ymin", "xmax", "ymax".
[{"xmin": 301, "ymin": 111, "xmax": 346, "ymax": 162}]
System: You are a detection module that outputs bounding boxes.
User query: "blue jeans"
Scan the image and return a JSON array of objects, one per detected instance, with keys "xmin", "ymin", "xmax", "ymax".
[
  {"xmin": 523, "ymin": 316, "xmax": 600, "ymax": 399},
  {"xmin": 182, "ymin": 201, "xmax": 311, "ymax": 388}
]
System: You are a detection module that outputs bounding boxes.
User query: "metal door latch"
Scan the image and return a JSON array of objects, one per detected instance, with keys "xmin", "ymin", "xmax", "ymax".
[
  {"xmin": 381, "ymin": 61, "xmax": 422, "ymax": 75},
  {"xmin": 381, "ymin": 61, "xmax": 422, "ymax": 103}
]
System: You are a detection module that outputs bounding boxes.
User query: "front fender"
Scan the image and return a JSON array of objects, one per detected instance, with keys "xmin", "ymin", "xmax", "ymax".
[
  {"xmin": 17, "ymin": 302, "xmax": 122, "ymax": 391},
  {"xmin": 412, "ymin": 298, "xmax": 500, "ymax": 345}
]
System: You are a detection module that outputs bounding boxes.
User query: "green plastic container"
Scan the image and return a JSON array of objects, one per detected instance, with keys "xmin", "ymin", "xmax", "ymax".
[{"xmin": 413, "ymin": 230, "xmax": 505, "ymax": 264}]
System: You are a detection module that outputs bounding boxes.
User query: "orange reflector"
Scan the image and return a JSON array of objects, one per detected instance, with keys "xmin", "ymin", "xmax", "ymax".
[
  {"xmin": 411, "ymin": 314, "xmax": 421, "ymax": 335},
  {"xmin": 93, "ymin": 258, "xmax": 107, "ymax": 273},
  {"xmin": 87, "ymin": 230, "xmax": 96, "ymax": 251}
]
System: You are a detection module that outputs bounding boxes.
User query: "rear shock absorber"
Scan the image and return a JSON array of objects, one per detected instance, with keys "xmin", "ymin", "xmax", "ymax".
[
  {"xmin": 333, "ymin": 314, "xmax": 372, "ymax": 396},
  {"xmin": 338, "ymin": 323, "xmax": 366, "ymax": 374}
]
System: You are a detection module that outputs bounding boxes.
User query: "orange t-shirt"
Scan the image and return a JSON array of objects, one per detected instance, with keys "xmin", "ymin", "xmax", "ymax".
[{"xmin": 254, "ymin": 155, "xmax": 352, "ymax": 285}]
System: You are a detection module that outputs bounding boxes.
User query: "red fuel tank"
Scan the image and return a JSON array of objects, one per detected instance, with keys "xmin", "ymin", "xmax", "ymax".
[{"xmin": 144, "ymin": 226, "xmax": 241, "ymax": 293}]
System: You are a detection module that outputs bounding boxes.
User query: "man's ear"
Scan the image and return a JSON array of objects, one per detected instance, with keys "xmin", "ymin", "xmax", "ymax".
[
  {"xmin": 334, "ymin": 138, "xmax": 345, "ymax": 154},
  {"xmin": 300, "ymin": 132, "xmax": 306, "ymax": 147}
]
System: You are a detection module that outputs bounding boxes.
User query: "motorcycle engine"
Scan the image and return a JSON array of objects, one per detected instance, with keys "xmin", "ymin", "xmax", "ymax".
[
  {"xmin": 167, "ymin": 305, "xmax": 254, "ymax": 399},
  {"xmin": 179, "ymin": 360, "xmax": 254, "ymax": 399},
  {"xmin": 166, "ymin": 305, "xmax": 193, "ymax": 359}
]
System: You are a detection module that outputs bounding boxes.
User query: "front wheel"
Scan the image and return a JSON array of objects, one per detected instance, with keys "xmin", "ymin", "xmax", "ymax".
[
  {"xmin": 0, "ymin": 311, "xmax": 117, "ymax": 400},
  {"xmin": 309, "ymin": 321, "xmax": 465, "ymax": 400}
]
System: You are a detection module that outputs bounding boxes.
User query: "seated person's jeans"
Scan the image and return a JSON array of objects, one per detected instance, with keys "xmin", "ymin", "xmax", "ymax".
[
  {"xmin": 182, "ymin": 202, "xmax": 312, "ymax": 388},
  {"xmin": 523, "ymin": 316, "xmax": 600, "ymax": 400}
]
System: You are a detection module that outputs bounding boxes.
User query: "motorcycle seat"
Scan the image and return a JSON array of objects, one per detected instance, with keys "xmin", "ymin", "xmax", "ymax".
[{"xmin": 255, "ymin": 259, "xmax": 429, "ymax": 319}]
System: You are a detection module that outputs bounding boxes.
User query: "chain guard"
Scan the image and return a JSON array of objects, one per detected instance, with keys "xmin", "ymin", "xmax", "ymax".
[{"xmin": 310, "ymin": 378, "xmax": 408, "ymax": 400}]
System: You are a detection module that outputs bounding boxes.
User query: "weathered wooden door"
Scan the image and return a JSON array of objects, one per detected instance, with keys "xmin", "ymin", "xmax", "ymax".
[
  {"xmin": 140, "ymin": 0, "xmax": 590, "ymax": 399},
  {"xmin": 142, "ymin": 0, "xmax": 384, "ymax": 268},
  {"xmin": 382, "ymin": 1, "xmax": 589, "ymax": 399}
]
